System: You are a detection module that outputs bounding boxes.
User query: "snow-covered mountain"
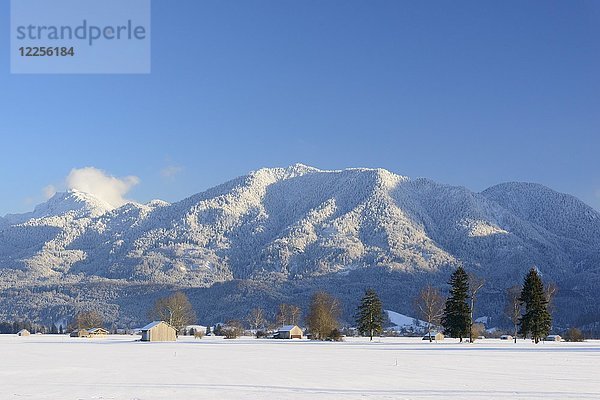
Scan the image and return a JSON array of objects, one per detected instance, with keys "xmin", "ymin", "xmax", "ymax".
[{"xmin": 0, "ymin": 164, "xmax": 599, "ymax": 327}]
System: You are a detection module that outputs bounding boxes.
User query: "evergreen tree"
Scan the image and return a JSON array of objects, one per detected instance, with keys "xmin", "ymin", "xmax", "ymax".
[
  {"xmin": 518, "ymin": 267, "xmax": 552, "ymax": 344},
  {"xmin": 355, "ymin": 288, "xmax": 385, "ymax": 341},
  {"xmin": 441, "ymin": 266, "xmax": 471, "ymax": 342}
]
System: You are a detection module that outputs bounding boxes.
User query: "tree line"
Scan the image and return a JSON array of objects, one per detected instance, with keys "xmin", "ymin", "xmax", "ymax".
[
  {"xmin": 412, "ymin": 266, "xmax": 559, "ymax": 343},
  {"xmin": 1, "ymin": 265, "xmax": 580, "ymax": 343},
  {"xmin": 299, "ymin": 265, "xmax": 563, "ymax": 343},
  {"xmin": 0, "ymin": 320, "xmax": 68, "ymax": 334}
]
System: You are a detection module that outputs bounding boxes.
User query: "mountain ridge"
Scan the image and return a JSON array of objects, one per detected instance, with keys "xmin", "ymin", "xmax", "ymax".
[{"xmin": 0, "ymin": 164, "xmax": 598, "ymax": 328}]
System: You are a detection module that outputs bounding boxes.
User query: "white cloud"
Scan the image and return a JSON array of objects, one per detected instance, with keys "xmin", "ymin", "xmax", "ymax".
[
  {"xmin": 43, "ymin": 185, "xmax": 57, "ymax": 199},
  {"xmin": 160, "ymin": 165, "xmax": 184, "ymax": 179},
  {"xmin": 65, "ymin": 167, "xmax": 140, "ymax": 207}
]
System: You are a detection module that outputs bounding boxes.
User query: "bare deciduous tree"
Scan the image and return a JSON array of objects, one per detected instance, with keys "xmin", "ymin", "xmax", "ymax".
[
  {"xmin": 289, "ymin": 305, "xmax": 302, "ymax": 325},
  {"xmin": 468, "ymin": 273, "xmax": 485, "ymax": 343},
  {"xmin": 247, "ymin": 307, "xmax": 267, "ymax": 335},
  {"xmin": 413, "ymin": 285, "xmax": 445, "ymax": 342},
  {"xmin": 471, "ymin": 322, "xmax": 485, "ymax": 339},
  {"xmin": 149, "ymin": 291, "xmax": 196, "ymax": 333},
  {"xmin": 72, "ymin": 311, "xmax": 104, "ymax": 330},
  {"xmin": 306, "ymin": 291, "xmax": 340, "ymax": 340},
  {"xmin": 276, "ymin": 303, "xmax": 302, "ymax": 326},
  {"xmin": 545, "ymin": 282, "xmax": 559, "ymax": 316},
  {"xmin": 505, "ymin": 285, "xmax": 522, "ymax": 343},
  {"xmin": 222, "ymin": 320, "xmax": 244, "ymax": 339}
]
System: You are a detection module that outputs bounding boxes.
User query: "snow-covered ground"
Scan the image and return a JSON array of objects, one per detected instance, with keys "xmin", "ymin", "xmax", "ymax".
[{"xmin": 1, "ymin": 335, "xmax": 599, "ymax": 400}]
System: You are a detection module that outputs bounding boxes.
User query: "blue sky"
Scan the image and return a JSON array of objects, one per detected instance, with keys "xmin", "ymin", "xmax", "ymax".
[{"xmin": 1, "ymin": 0, "xmax": 599, "ymax": 214}]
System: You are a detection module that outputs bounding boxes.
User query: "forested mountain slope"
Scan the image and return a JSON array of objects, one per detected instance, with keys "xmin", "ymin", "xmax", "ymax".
[{"xmin": 1, "ymin": 164, "xmax": 598, "ymax": 328}]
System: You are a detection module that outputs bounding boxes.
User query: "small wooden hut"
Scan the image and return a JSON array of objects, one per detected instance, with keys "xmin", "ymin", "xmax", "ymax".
[
  {"xmin": 70, "ymin": 329, "xmax": 90, "ymax": 338},
  {"xmin": 88, "ymin": 328, "xmax": 109, "ymax": 337},
  {"xmin": 277, "ymin": 325, "xmax": 303, "ymax": 339},
  {"xmin": 140, "ymin": 321, "xmax": 177, "ymax": 342},
  {"xmin": 422, "ymin": 331, "xmax": 444, "ymax": 341}
]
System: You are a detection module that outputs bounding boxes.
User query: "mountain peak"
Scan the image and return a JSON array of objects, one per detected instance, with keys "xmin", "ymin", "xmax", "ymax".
[
  {"xmin": 146, "ymin": 199, "xmax": 170, "ymax": 208},
  {"xmin": 4, "ymin": 190, "xmax": 115, "ymax": 223},
  {"xmin": 37, "ymin": 189, "xmax": 115, "ymax": 217},
  {"xmin": 285, "ymin": 163, "xmax": 321, "ymax": 174},
  {"xmin": 250, "ymin": 163, "xmax": 321, "ymax": 180}
]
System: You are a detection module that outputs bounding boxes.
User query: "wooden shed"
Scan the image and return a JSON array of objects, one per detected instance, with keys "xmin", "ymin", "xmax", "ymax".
[
  {"xmin": 140, "ymin": 321, "xmax": 177, "ymax": 342},
  {"xmin": 277, "ymin": 325, "xmax": 303, "ymax": 339},
  {"xmin": 546, "ymin": 334, "xmax": 562, "ymax": 342},
  {"xmin": 17, "ymin": 329, "xmax": 30, "ymax": 337},
  {"xmin": 88, "ymin": 328, "xmax": 109, "ymax": 337},
  {"xmin": 422, "ymin": 331, "xmax": 444, "ymax": 341},
  {"xmin": 500, "ymin": 335, "xmax": 513, "ymax": 341}
]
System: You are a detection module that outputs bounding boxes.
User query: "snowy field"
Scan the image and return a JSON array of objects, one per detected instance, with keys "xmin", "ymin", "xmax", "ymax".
[{"xmin": 1, "ymin": 335, "xmax": 599, "ymax": 400}]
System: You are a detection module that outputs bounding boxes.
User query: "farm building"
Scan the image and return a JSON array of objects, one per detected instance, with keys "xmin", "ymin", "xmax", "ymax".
[
  {"xmin": 184, "ymin": 325, "xmax": 207, "ymax": 335},
  {"xmin": 17, "ymin": 329, "xmax": 30, "ymax": 336},
  {"xmin": 140, "ymin": 321, "xmax": 177, "ymax": 342},
  {"xmin": 88, "ymin": 328, "xmax": 109, "ymax": 337},
  {"xmin": 422, "ymin": 332, "xmax": 444, "ymax": 341},
  {"xmin": 277, "ymin": 325, "xmax": 303, "ymax": 339},
  {"xmin": 70, "ymin": 329, "xmax": 90, "ymax": 338},
  {"xmin": 546, "ymin": 335, "xmax": 562, "ymax": 342}
]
